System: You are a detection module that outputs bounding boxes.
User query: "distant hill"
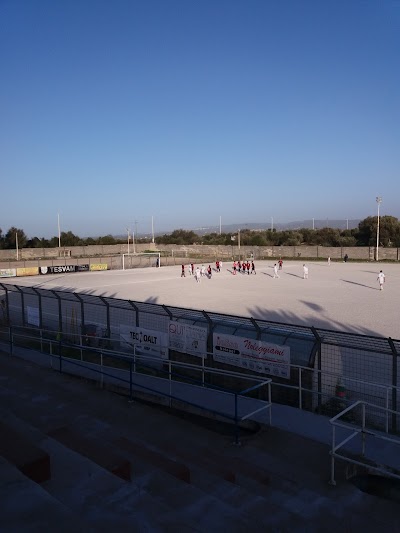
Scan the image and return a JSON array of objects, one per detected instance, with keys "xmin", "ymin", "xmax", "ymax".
[
  {"xmin": 191, "ymin": 220, "xmax": 360, "ymax": 236},
  {"xmin": 115, "ymin": 219, "xmax": 360, "ymax": 239}
]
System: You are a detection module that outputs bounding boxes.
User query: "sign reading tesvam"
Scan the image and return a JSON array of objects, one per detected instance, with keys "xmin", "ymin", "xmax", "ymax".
[
  {"xmin": 213, "ymin": 333, "xmax": 290, "ymax": 379},
  {"xmin": 120, "ymin": 325, "xmax": 168, "ymax": 359},
  {"xmin": 168, "ymin": 321, "xmax": 207, "ymax": 357}
]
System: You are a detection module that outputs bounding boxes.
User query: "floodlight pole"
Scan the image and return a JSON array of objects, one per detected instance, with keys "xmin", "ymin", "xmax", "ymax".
[
  {"xmin": 271, "ymin": 216, "xmax": 274, "ymax": 232},
  {"xmin": 151, "ymin": 215, "xmax": 155, "ymax": 244},
  {"xmin": 126, "ymin": 227, "xmax": 130, "ymax": 255},
  {"xmin": 376, "ymin": 196, "xmax": 382, "ymax": 261},
  {"xmin": 58, "ymin": 213, "xmax": 61, "ymax": 251},
  {"xmin": 132, "ymin": 230, "xmax": 136, "ymax": 254},
  {"xmin": 16, "ymin": 231, "xmax": 19, "ymax": 260},
  {"xmin": 238, "ymin": 229, "xmax": 241, "ymax": 259}
]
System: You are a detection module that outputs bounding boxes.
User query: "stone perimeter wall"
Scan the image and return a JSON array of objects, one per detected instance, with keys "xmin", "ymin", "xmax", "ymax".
[{"xmin": 0, "ymin": 243, "xmax": 399, "ymax": 264}]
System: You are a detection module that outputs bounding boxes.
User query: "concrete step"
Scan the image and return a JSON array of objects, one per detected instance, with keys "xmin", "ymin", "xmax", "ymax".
[{"xmin": 0, "ymin": 456, "xmax": 85, "ymax": 533}]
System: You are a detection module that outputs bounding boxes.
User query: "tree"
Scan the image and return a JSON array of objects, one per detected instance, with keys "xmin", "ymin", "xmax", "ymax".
[
  {"xmin": 4, "ymin": 227, "xmax": 27, "ymax": 249},
  {"xmin": 59, "ymin": 231, "xmax": 81, "ymax": 247},
  {"xmin": 156, "ymin": 229, "xmax": 199, "ymax": 245},
  {"xmin": 97, "ymin": 235, "xmax": 117, "ymax": 245},
  {"xmin": 357, "ymin": 216, "xmax": 400, "ymax": 246}
]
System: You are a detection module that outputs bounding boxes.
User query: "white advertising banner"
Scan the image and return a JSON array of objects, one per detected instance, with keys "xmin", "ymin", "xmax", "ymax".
[
  {"xmin": 119, "ymin": 324, "xmax": 168, "ymax": 359},
  {"xmin": 0, "ymin": 268, "xmax": 16, "ymax": 278},
  {"xmin": 168, "ymin": 321, "xmax": 208, "ymax": 358},
  {"xmin": 213, "ymin": 333, "xmax": 290, "ymax": 379},
  {"xmin": 27, "ymin": 306, "xmax": 40, "ymax": 327}
]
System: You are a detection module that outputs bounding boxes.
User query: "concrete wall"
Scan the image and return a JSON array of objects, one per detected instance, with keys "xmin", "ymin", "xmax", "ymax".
[{"xmin": 0, "ymin": 243, "xmax": 399, "ymax": 263}]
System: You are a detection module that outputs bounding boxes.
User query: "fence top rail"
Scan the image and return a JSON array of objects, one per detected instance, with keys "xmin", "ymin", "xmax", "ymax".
[
  {"xmin": 9, "ymin": 328, "xmax": 272, "ymax": 389},
  {"xmin": 330, "ymin": 400, "xmax": 400, "ymax": 426},
  {"xmin": 2, "ymin": 282, "xmax": 400, "ymax": 348}
]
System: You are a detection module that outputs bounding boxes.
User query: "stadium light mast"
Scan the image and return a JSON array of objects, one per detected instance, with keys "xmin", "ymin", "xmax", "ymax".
[
  {"xmin": 376, "ymin": 196, "xmax": 382, "ymax": 261},
  {"xmin": 126, "ymin": 227, "xmax": 130, "ymax": 255},
  {"xmin": 16, "ymin": 231, "xmax": 19, "ymax": 260},
  {"xmin": 151, "ymin": 215, "xmax": 155, "ymax": 244},
  {"xmin": 271, "ymin": 216, "xmax": 273, "ymax": 231},
  {"xmin": 57, "ymin": 213, "xmax": 61, "ymax": 252}
]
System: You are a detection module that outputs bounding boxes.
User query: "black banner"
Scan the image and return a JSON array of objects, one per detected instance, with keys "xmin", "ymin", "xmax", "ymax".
[{"xmin": 40, "ymin": 264, "xmax": 89, "ymax": 275}]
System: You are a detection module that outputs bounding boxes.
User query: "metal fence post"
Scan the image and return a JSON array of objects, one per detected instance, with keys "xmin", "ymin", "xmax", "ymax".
[
  {"xmin": 129, "ymin": 360, "xmax": 133, "ymax": 401},
  {"xmin": 15, "ymin": 286, "xmax": 25, "ymax": 326},
  {"xmin": 311, "ymin": 327, "xmax": 322, "ymax": 409},
  {"xmin": 9, "ymin": 325, "xmax": 13, "ymax": 355},
  {"xmin": 298, "ymin": 367, "xmax": 302, "ymax": 409},
  {"xmin": 388, "ymin": 337, "xmax": 398, "ymax": 434},
  {"xmin": 329, "ymin": 426, "xmax": 336, "ymax": 486},
  {"xmin": 233, "ymin": 393, "xmax": 240, "ymax": 446}
]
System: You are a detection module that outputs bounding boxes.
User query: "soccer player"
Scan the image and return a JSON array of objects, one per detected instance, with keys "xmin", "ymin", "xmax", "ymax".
[
  {"xmin": 273, "ymin": 264, "xmax": 280, "ymax": 279},
  {"xmin": 181, "ymin": 264, "xmax": 185, "ymax": 277},
  {"xmin": 251, "ymin": 261, "xmax": 256, "ymax": 274},
  {"xmin": 377, "ymin": 270, "xmax": 385, "ymax": 290},
  {"xmin": 303, "ymin": 264, "xmax": 309, "ymax": 279}
]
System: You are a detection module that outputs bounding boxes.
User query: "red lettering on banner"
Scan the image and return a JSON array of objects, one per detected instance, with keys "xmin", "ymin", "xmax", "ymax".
[{"xmin": 243, "ymin": 339, "xmax": 284, "ymax": 357}]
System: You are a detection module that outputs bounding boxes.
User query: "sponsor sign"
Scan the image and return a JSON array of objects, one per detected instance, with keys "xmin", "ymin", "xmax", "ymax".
[
  {"xmin": 17, "ymin": 267, "xmax": 39, "ymax": 276},
  {"xmin": 213, "ymin": 333, "xmax": 290, "ymax": 379},
  {"xmin": 77, "ymin": 264, "xmax": 90, "ymax": 272},
  {"xmin": 40, "ymin": 265, "xmax": 77, "ymax": 274},
  {"xmin": 120, "ymin": 324, "xmax": 169, "ymax": 359},
  {"xmin": 0, "ymin": 268, "xmax": 16, "ymax": 278},
  {"xmin": 90, "ymin": 263, "xmax": 108, "ymax": 271},
  {"xmin": 27, "ymin": 306, "xmax": 40, "ymax": 327},
  {"xmin": 168, "ymin": 321, "xmax": 208, "ymax": 358}
]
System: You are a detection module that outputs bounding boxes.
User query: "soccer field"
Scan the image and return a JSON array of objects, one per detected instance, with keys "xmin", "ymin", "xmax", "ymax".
[{"xmin": 7, "ymin": 260, "xmax": 400, "ymax": 340}]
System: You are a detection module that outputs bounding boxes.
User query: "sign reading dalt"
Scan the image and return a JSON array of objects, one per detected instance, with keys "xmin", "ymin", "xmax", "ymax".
[{"xmin": 120, "ymin": 324, "xmax": 168, "ymax": 359}]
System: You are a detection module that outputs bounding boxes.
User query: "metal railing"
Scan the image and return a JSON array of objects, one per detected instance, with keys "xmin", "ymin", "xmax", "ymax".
[
  {"xmin": 329, "ymin": 400, "xmax": 400, "ymax": 485},
  {"xmin": 1, "ymin": 327, "xmax": 272, "ymax": 445},
  {"xmin": 2, "ymin": 323, "xmax": 399, "ymax": 433}
]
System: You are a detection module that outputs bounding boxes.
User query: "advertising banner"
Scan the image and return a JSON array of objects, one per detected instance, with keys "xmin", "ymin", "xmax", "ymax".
[
  {"xmin": 27, "ymin": 306, "xmax": 40, "ymax": 327},
  {"xmin": 40, "ymin": 265, "xmax": 77, "ymax": 275},
  {"xmin": 0, "ymin": 268, "xmax": 16, "ymax": 278},
  {"xmin": 90, "ymin": 263, "xmax": 107, "ymax": 271},
  {"xmin": 120, "ymin": 324, "xmax": 169, "ymax": 359},
  {"xmin": 17, "ymin": 267, "xmax": 39, "ymax": 276},
  {"xmin": 77, "ymin": 264, "xmax": 90, "ymax": 272},
  {"xmin": 168, "ymin": 321, "xmax": 208, "ymax": 357},
  {"xmin": 213, "ymin": 333, "xmax": 290, "ymax": 378}
]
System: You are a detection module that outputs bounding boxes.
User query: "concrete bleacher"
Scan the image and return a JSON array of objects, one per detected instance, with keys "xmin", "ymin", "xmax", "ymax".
[{"xmin": 1, "ymin": 349, "xmax": 400, "ymax": 531}]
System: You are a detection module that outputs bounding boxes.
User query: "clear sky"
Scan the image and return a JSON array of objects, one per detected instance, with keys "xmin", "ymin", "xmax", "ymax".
[{"xmin": 1, "ymin": 1, "xmax": 399, "ymax": 238}]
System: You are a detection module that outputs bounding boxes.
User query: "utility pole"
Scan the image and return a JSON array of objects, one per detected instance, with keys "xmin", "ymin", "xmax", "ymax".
[
  {"xmin": 376, "ymin": 197, "xmax": 382, "ymax": 261},
  {"xmin": 58, "ymin": 213, "xmax": 61, "ymax": 252}
]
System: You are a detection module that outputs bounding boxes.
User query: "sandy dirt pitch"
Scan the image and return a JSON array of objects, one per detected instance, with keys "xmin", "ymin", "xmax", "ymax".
[{"xmin": 9, "ymin": 260, "xmax": 400, "ymax": 340}]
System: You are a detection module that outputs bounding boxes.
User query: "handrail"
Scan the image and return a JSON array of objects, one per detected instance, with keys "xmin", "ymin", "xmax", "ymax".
[
  {"xmin": 3, "ymin": 328, "xmax": 272, "ymax": 444},
  {"xmin": 3, "ymin": 325, "xmax": 399, "ymax": 435},
  {"xmin": 329, "ymin": 400, "xmax": 400, "ymax": 485}
]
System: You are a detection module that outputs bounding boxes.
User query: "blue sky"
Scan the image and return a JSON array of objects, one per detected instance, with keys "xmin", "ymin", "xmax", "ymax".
[{"xmin": 1, "ymin": 1, "xmax": 399, "ymax": 238}]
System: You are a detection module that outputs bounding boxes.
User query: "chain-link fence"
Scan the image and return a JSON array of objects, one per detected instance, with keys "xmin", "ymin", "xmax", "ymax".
[{"xmin": 1, "ymin": 282, "xmax": 399, "ymax": 433}]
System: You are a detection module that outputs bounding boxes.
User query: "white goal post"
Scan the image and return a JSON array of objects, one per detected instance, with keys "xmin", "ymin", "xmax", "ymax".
[{"xmin": 122, "ymin": 252, "xmax": 161, "ymax": 270}]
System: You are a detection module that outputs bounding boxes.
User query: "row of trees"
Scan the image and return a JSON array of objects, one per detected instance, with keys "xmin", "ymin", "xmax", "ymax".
[{"xmin": 1, "ymin": 216, "xmax": 400, "ymax": 249}]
